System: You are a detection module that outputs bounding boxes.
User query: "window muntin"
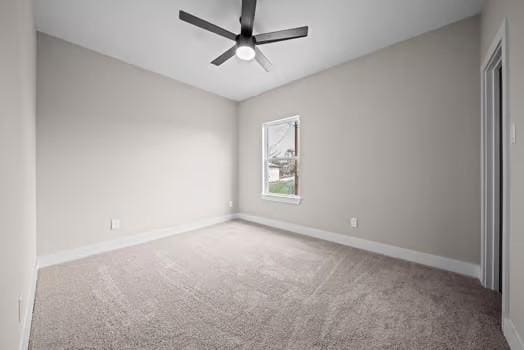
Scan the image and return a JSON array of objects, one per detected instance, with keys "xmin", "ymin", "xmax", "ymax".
[{"xmin": 262, "ymin": 116, "xmax": 300, "ymax": 201}]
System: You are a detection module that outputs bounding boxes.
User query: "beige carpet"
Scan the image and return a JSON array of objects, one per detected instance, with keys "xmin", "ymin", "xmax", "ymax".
[{"xmin": 30, "ymin": 220, "xmax": 508, "ymax": 349}]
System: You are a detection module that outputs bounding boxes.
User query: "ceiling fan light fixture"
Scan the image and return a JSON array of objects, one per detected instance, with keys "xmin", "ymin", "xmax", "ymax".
[{"xmin": 236, "ymin": 45, "xmax": 256, "ymax": 61}]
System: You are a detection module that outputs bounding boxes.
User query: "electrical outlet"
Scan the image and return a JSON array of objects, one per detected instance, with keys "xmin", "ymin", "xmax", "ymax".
[
  {"xmin": 350, "ymin": 217, "xmax": 358, "ymax": 228},
  {"xmin": 229, "ymin": 201, "xmax": 233, "ymax": 208},
  {"xmin": 511, "ymin": 123, "xmax": 516, "ymax": 144},
  {"xmin": 110, "ymin": 219, "xmax": 120, "ymax": 230}
]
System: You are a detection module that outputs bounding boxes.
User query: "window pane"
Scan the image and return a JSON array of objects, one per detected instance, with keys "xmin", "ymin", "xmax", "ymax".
[
  {"xmin": 267, "ymin": 122, "xmax": 296, "ymax": 159},
  {"xmin": 267, "ymin": 158, "xmax": 297, "ymax": 195}
]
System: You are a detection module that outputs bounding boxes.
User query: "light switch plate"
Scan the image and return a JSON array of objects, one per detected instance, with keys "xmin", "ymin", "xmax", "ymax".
[{"xmin": 18, "ymin": 297, "xmax": 22, "ymax": 323}]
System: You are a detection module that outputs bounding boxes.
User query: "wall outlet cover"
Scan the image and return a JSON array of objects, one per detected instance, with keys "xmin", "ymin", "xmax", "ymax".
[
  {"xmin": 110, "ymin": 219, "xmax": 120, "ymax": 230},
  {"xmin": 350, "ymin": 217, "xmax": 358, "ymax": 228}
]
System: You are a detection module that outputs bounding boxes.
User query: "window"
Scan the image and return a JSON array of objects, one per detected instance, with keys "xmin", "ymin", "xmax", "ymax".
[{"xmin": 261, "ymin": 116, "xmax": 301, "ymax": 204}]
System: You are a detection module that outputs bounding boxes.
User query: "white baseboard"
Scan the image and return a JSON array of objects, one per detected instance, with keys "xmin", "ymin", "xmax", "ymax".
[
  {"xmin": 235, "ymin": 213, "xmax": 480, "ymax": 279},
  {"xmin": 37, "ymin": 214, "xmax": 235, "ymax": 268},
  {"xmin": 20, "ymin": 260, "xmax": 38, "ymax": 350},
  {"xmin": 504, "ymin": 317, "xmax": 524, "ymax": 350}
]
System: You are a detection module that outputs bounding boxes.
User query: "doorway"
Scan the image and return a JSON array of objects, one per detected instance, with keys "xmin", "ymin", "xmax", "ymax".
[
  {"xmin": 481, "ymin": 20, "xmax": 509, "ymax": 317},
  {"xmin": 482, "ymin": 47, "xmax": 503, "ymax": 292}
]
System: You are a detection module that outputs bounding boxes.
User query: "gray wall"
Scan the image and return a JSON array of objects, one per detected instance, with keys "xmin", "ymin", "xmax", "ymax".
[
  {"xmin": 37, "ymin": 34, "xmax": 237, "ymax": 256},
  {"xmin": 482, "ymin": 0, "xmax": 524, "ymax": 342},
  {"xmin": 0, "ymin": 0, "xmax": 37, "ymax": 348},
  {"xmin": 238, "ymin": 17, "xmax": 481, "ymax": 264}
]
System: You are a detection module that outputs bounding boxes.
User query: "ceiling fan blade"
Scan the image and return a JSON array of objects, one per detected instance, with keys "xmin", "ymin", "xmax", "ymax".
[
  {"xmin": 254, "ymin": 26, "xmax": 308, "ymax": 45},
  {"xmin": 241, "ymin": 0, "xmax": 257, "ymax": 36},
  {"xmin": 179, "ymin": 11, "xmax": 237, "ymax": 41},
  {"xmin": 211, "ymin": 45, "xmax": 238, "ymax": 66},
  {"xmin": 254, "ymin": 46, "xmax": 272, "ymax": 72}
]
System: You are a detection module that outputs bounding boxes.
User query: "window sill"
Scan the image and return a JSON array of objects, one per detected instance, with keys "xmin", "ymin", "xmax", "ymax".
[{"xmin": 260, "ymin": 193, "xmax": 302, "ymax": 205}]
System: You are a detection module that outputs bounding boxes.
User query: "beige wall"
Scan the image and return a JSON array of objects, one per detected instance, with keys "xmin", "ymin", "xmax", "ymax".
[
  {"xmin": 482, "ymin": 0, "xmax": 524, "ymax": 343},
  {"xmin": 238, "ymin": 17, "xmax": 481, "ymax": 264},
  {"xmin": 0, "ymin": 0, "xmax": 37, "ymax": 348},
  {"xmin": 37, "ymin": 34, "xmax": 237, "ymax": 256}
]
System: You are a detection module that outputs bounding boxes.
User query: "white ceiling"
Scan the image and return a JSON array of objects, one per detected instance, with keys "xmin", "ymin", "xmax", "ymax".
[{"xmin": 34, "ymin": 0, "xmax": 483, "ymax": 101}]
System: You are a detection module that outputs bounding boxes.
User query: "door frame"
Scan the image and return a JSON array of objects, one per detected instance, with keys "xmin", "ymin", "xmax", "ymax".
[{"xmin": 480, "ymin": 19, "xmax": 510, "ymax": 317}]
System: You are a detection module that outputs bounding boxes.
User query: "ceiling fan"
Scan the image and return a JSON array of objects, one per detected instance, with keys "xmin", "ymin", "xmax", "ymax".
[{"xmin": 179, "ymin": 0, "xmax": 309, "ymax": 72}]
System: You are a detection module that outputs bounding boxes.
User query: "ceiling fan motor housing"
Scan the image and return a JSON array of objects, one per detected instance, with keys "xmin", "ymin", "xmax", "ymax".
[{"xmin": 237, "ymin": 35, "xmax": 255, "ymax": 49}]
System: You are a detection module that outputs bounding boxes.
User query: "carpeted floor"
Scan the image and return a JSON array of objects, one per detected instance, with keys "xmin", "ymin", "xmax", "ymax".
[{"xmin": 30, "ymin": 220, "xmax": 509, "ymax": 349}]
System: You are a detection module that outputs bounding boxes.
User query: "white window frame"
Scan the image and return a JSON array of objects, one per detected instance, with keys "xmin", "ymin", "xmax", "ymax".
[{"xmin": 261, "ymin": 115, "xmax": 302, "ymax": 205}]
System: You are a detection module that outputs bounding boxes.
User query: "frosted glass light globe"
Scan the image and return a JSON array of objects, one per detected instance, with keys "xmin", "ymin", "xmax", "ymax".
[{"xmin": 236, "ymin": 45, "xmax": 256, "ymax": 61}]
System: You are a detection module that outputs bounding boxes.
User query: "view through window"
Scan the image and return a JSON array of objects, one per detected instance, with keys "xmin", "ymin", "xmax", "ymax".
[{"xmin": 262, "ymin": 116, "xmax": 300, "ymax": 198}]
